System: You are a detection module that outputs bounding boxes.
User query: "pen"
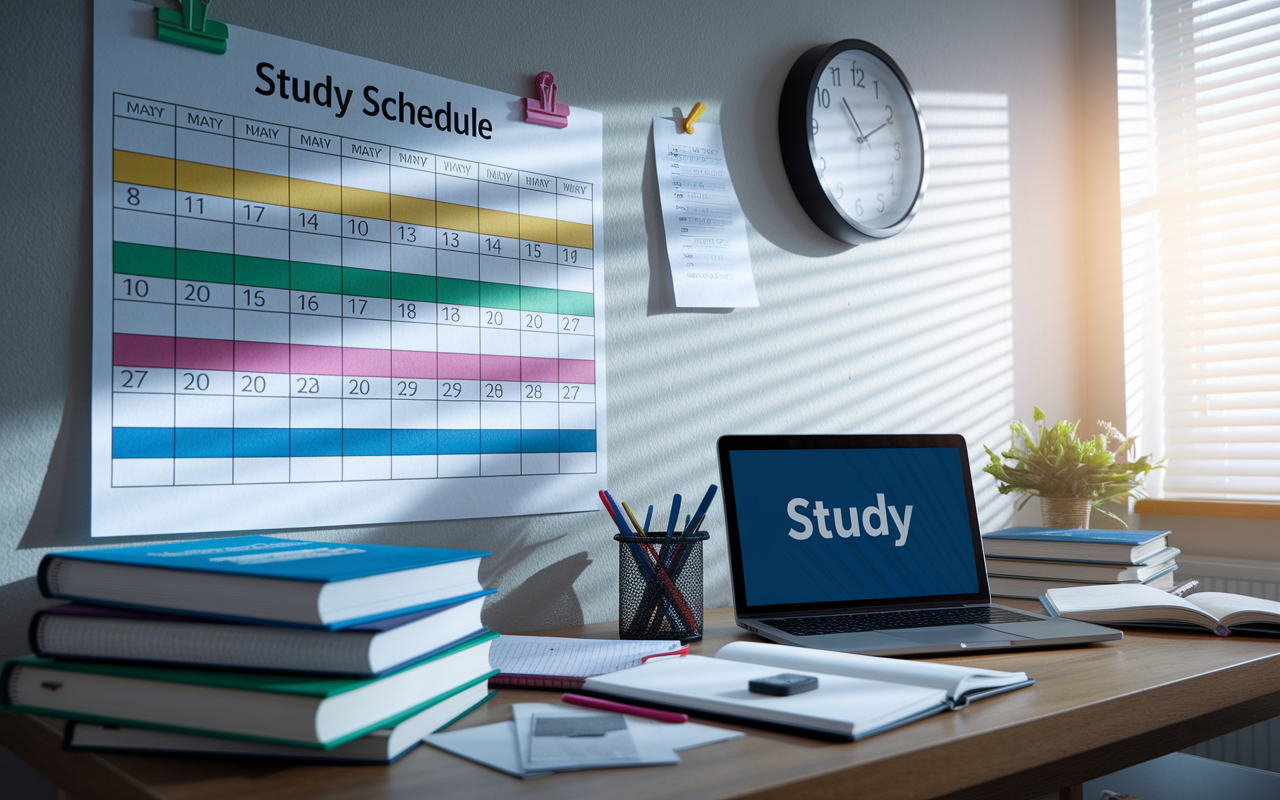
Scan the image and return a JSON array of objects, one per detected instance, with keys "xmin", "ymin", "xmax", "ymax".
[
  {"xmin": 604, "ymin": 491, "xmax": 637, "ymax": 533},
  {"xmin": 599, "ymin": 491, "xmax": 630, "ymax": 535},
  {"xmin": 1170, "ymin": 579, "xmax": 1199, "ymax": 597},
  {"xmin": 643, "ymin": 505, "xmax": 654, "ymax": 534},
  {"xmin": 621, "ymin": 501, "xmax": 647, "ymax": 536},
  {"xmin": 684, "ymin": 484, "xmax": 718, "ymax": 533},
  {"xmin": 561, "ymin": 693, "xmax": 688, "ymax": 724},
  {"xmin": 666, "ymin": 494, "xmax": 682, "ymax": 537}
]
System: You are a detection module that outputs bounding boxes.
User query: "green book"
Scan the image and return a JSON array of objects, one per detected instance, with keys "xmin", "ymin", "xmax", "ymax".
[
  {"xmin": 2, "ymin": 631, "xmax": 497, "ymax": 749},
  {"xmin": 64, "ymin": 681, "xmax": 497, "ymax": 764}
]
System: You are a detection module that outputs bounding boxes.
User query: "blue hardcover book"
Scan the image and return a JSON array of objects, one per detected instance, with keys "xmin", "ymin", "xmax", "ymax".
[
  {"xmin": 30, "ymin": 596, "xmax": 493, "ymax": 676},
  {"xmin": 38, "ymin": 536, "xmax": 492, "ymax": 629},
  {"xmin": 981, "ymin": 527, "xmax": 1170, "ymax": 564}
]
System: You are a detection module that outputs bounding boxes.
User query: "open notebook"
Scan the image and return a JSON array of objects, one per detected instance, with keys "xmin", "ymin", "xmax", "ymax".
[{"xmin": 583, "ymin": 641, "xmax": 1032, "ymax": 741}]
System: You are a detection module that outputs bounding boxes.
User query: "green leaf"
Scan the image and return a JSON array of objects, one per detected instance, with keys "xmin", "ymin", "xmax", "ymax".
[{"xmin": 980, "ymin": 412, "xmax": 1164, "ymax": 506}]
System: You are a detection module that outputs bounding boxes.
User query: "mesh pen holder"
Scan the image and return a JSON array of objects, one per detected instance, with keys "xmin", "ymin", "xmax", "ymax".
[{"xmin": 615, "ymin": 532, "xmax": 708, "ymax": 642}]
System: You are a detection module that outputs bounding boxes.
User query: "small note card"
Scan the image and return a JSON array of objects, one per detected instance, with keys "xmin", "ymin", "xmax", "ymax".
[{"xmin": 653, "ymin": 115, "xmax": 760, "ymax": 308}]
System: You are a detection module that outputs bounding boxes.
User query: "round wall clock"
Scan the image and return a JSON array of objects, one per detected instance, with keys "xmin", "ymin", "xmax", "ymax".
[{"xmin": 778, "ymin": 40, "xmax": 927, "ymax": 244}]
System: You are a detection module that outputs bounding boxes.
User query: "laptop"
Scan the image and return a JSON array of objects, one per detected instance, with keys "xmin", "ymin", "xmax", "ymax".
[{"xmin": 716, "ymin": 434, "xmax": 1122, "ymax": 656}]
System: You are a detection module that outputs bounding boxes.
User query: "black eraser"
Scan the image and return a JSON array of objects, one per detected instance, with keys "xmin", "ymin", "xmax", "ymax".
[{"xmin": 748, "ymin": 673, "xmax": 819, "ymax": 696}]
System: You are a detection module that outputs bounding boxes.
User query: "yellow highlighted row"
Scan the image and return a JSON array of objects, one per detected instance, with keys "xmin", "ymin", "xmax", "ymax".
[{"xmin": 113, "ymin": 150, "xmax": 593, "ymax": 249}]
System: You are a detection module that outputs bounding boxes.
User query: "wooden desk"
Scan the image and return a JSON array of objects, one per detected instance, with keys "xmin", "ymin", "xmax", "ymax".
[{"xmin": 6, "ymin": 603, "xmax": 1280, "ymax": 800}]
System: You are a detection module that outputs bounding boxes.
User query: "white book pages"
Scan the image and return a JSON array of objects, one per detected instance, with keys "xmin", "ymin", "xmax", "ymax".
[
  {"xmin": 1045, "ymin": 584, "xmax": 1218, "ymax": 627},
  {"xmin": 1189, "ymin": 592, "xmax": 1280, "ymax": 626}
]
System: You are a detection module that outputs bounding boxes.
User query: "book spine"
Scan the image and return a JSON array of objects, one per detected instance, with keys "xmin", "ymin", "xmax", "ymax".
[
  {"xmin": 1, "ymin": 662, "xmax": 23, "ymax": 709},
  {"xmin": 27, "ymin": 610, "xmax": 49, "ymax": 657},
  {"xmin": 36, "ymin": 555, "xmax": 60, "ymax": 598},
  {"xmin": 487, "ymin": 673, "xmax": 586, "ymax": 691}
]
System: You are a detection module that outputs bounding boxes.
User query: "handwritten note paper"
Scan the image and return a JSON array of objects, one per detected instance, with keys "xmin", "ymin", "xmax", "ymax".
[{"xmin": 653, "ymin": 116, "xmax": 760, "ymax": 308}]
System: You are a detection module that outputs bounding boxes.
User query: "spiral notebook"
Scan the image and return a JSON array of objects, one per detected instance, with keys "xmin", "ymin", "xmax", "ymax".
[{"xmin": 489, "ymin": 636, "xmax": 687, "ymax": 689}]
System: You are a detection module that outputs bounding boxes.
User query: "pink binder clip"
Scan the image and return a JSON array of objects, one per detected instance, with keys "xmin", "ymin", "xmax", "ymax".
[{"xmin": 524, "ymin": 71, "xmax": 570, "ymax": 129}]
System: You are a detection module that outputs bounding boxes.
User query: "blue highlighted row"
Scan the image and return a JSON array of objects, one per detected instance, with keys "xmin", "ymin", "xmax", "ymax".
[{"xmin": 113, "ymin": 427, "xmax": 597, "ymax": 458}]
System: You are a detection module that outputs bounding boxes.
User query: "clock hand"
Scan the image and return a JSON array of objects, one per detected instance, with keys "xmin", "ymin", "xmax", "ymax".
[
  {"xmin": 841, "ymin": 97, "xmax": 867, "ymax": 143},
  {"xmin": 861, "ymin": 122, "xmax": 888, "ymax": 141}
]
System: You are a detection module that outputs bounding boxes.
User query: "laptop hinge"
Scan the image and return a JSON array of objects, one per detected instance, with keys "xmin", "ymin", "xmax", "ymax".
[{"xmin": 740, "ymin": 601, "xmax": 975, "ymax": 620}]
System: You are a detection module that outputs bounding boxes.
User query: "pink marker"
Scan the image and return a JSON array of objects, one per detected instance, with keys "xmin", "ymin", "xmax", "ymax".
[
  {"xmin": 525, "ymin": 71, "xmax": 570, "ymax": 128},
  {"xmin": 561, "ymin": 692, "xmax": 688, "ymax": 724}
]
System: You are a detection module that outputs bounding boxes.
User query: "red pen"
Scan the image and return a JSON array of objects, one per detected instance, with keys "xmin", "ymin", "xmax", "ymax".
[{"xmin": 561, "ymin": 692, "xmax": 688, "ymax": 724}]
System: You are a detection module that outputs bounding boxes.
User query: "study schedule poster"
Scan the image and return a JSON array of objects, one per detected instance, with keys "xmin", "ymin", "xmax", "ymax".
[{"xmin": 92, "ymin": 0, "xmax": 607, "ymax": 536}]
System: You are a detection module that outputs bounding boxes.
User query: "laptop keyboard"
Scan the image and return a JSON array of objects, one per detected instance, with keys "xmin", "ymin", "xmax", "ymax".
[{"xmin": 762, "ymin": 607, "xmax": 1042, "ymax": 636}]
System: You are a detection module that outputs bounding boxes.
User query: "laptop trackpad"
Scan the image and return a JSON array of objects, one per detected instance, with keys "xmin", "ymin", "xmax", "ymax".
[
  {"xmin": 983, "ymin": 619, "xmax": 1117, "ymax": 639},
  {"xmin": 803, "ymin": 631, "xmax": 926, "ymax": 652},
  {"xmin": 888, "ymin": 625, "xmax": 1029, "ymax": 644}
]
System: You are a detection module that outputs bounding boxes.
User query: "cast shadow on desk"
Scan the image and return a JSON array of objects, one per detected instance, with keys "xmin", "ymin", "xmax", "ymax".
[{"xmin": 482, "ymin": 550, "xmax": 592, "ymax": 633}]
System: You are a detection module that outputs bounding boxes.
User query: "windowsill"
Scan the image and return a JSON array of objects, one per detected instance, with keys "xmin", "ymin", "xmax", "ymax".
[{"xmin": 1134, "ymin": 499, "xmax": 1280, "ymax": 520}]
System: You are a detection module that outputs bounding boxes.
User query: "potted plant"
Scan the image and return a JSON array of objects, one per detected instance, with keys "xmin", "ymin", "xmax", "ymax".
[{"xmin": 983, "ymin": 408, "xmax": 1163, "ymax": 528}]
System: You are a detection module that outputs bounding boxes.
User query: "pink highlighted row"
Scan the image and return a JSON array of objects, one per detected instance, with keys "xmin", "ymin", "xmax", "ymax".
[{"xmin": 113, "ymin": 333, "xmax": 595, "ymax": 384}]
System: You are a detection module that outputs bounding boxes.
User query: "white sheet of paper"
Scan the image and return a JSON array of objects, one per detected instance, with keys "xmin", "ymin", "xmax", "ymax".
[
  {"xmin": 425, "ymin": 721, "xmax": 553, "ymax": 779},
  {"xmin": 92, "ymin": 0, "xmax": 607, "ymax": 536},
  {"xmin": 653, "ymin": 116, "xmax": 759, "ymax": 308},
  {"xmin": 424, "ymin": 703, "xmax": 743, "ymax": 778},
  {"xmin": 513, "ymin": 704, "xmax": 676, "ymax": 771},
  {"xmin": 525, "ymin": 712, "xmax": 642, "ymax": 768}
]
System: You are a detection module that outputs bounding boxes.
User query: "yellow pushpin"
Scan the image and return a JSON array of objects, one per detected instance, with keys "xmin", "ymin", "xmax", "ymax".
[{"xmin": 683, "ymin": 102, "xmax": 707, "ymax": 134}]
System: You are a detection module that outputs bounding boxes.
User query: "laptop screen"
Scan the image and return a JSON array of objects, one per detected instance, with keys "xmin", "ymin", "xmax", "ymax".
[{"xmin": 718, "ymin": 435, "xmax": 990, "ymax": 616}]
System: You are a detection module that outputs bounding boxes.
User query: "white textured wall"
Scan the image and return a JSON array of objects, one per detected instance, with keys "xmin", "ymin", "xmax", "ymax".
[{"xmin": 0, "ymin": 0, "xmax": 1083, "ymax": 665}]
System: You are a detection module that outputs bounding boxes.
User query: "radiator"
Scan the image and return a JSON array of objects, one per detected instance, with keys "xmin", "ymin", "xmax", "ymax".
[{"xmin": 1175, "ymin": 556, "xmax": 1280, "ymax": 772}]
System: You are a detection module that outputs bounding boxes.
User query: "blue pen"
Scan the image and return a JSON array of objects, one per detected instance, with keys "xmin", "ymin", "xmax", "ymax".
[
  {"xmin": 684, "ymin": 485, "xmax": 718, "ymax": 533},
  {"xmin": 665, "ymin": 494, "xmax": 682, "ymax": 537},
  {"xmin": 643, "ymin": 505, "xmax": 654, "ymax": 534}
]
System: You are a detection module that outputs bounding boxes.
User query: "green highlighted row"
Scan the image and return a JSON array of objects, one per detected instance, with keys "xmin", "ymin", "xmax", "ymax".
[{"xmin": 114, "ymin": 241, "xmax": 594, "ymax": 316}]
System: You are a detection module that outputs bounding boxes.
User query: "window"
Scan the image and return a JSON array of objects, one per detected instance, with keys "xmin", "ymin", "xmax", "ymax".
[{"xmin": 1119, "ymin": 0, "xmax": 1280, "ymax": 503}]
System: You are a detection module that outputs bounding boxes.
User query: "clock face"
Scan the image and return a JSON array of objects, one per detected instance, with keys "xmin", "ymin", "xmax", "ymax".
[{"xmin": 809, "ymin": 48, "xmax": 924, "ymax": 231}]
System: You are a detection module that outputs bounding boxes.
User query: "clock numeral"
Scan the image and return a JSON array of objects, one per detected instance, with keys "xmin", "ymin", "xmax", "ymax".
[
  {"xmin": 811, "ymin": 117, "xmax": 819, "ymax": 136},
  {"xmin": 817, "ymin": 88, "xmax": 830, "ymax": 109},
  {"xmin": 818, "ymin": 156, "xmax": 826, "ymax": 173},
  {"xmin": 851, "ymin": 61, "xmax": 866, "ymax": 88},
  {"xmin": 829, "ymin": 66, "xmax": 841, "ymax": 86},
  {"xmin": 886, "ymin": 105, "xmax": 894, "ymax": 124},
  {"xmin": 876, "ymin": 193, "xmax": 886, "ymax": 213},
  {"xmin": 873, "ymin": 80, "xmax": 879, "ymax": 99},
  {"xmin": 855, "ymin": 198, "xmax": 863, "ymax": 216},
  {"xmin": 834, "ymin": 181, "xmax": 844, "ymax": 200},
  {"xmin": 894, "ymin": 142, "xmax": 901, "ymax": 161}
]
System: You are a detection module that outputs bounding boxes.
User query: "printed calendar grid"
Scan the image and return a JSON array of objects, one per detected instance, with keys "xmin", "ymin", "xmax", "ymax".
[{"xmin": 110, "ymin": 92, "xmax": 598, "ymax": 488}]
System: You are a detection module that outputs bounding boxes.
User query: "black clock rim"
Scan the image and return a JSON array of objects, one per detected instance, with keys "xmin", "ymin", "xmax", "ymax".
[{"xmin": 778, "ymin": 39, "xmax": 928, "ymax": 245}]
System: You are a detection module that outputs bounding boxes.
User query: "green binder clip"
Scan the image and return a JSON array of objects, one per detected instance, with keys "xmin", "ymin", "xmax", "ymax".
[{"xmin": 156, "ymin": 0, "xmax": 229, "ymax": 55}]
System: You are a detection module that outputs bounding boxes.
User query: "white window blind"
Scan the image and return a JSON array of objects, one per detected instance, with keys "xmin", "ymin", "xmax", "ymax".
[{"xmin": 1120, "ymin": 0, "xmax": 1280, "ymax": 502}]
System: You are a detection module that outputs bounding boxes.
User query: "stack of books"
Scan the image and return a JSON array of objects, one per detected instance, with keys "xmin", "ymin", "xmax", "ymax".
[
  {"xmin": 981, "ymin": 527, "xmax": 1178, "ymax": 600},
  {"xmin": 1, "ymin": 535, "xmax": 499, "ymax": 763}
]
